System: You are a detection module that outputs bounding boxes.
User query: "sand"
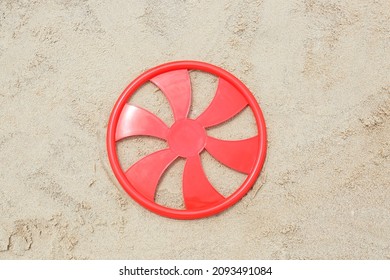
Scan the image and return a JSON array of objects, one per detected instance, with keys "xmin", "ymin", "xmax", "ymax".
[{"xmin": 0, "ymin": 0, "xmax": 389, "ymax": 259}]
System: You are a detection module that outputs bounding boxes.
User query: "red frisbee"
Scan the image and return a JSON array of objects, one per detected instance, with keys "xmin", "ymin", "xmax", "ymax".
[{"xmin": 107, "ymin": 61, "xmax": 267, "ymax": 219}]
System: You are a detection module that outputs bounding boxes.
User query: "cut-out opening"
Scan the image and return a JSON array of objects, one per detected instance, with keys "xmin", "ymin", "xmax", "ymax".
[
  {"xmin": 116, "ymin": 136, "xmax": 168, "ymax": 172},
  {"xmin": 188, "ymin": 70, "xmax": 218, "ymax": 119},
  {"xmin": 206, "ymin": 106, "xmax": 258, "ymax": 140},
  {"xmin": 154, "ymin": 158, "xmax": 185, "ymax": 209},
  {"xmin": 129, "ymin": 81, "xmax": 174, "ymax": 127},
  {"xmin": 200, "ymin": 150, "xmax": 247, "ymax": 198}
]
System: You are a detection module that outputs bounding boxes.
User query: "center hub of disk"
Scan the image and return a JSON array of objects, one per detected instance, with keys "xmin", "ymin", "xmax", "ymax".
[{"xmin": 168, "ymin": 119, "xmax": 207, "ymax": 157}]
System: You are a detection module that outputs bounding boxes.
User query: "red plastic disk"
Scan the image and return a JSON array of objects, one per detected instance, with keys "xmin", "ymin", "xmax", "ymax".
[{"xmin": 107, "ymin": 61, "xmax": 267, "ymax": 219}]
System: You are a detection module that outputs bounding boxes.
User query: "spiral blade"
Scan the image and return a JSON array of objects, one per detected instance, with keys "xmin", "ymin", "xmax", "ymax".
[
  {"xmin": 182, "ymin": 155, "xmax": 225, "ymax": 210},
  {"xmin": 205, "ymin": 136, "xmax": 259, "ymax": 174},
  {"xmin": 151, "ymin": 69, "xmax": 191, "ymax": 121},
  {"xmin": 125, "ymin": 149, "xmax": 178, "ymax": 201},
  {"xmin": 196, "ymin": 77, "xmax": 248, "ymax": 128},
  {"xmin": 115, "ymin": 104, "xmax": 169, "ymax": 141}
]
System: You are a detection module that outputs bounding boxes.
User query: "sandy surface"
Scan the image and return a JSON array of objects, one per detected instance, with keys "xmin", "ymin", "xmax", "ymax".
[{"xmin": 1, "ymin": 0, "xmax": 389, "ymax": 259}]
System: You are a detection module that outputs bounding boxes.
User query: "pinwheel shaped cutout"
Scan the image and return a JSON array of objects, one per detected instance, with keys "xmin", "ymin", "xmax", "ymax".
[{"xmin": 107, "ymin": 61, "xmax": 267, "ymax": 219}]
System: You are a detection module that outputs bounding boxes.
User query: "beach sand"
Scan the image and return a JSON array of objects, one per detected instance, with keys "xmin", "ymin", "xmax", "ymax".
[{"xmin": 0, "ymin": 0, "xmax": 389, "ymax": 259}]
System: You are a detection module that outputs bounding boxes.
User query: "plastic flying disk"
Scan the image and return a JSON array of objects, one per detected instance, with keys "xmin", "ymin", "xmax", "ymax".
[{"xmin": 107, "ymin": 61, "xmax": 267, "ymax": 219}]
